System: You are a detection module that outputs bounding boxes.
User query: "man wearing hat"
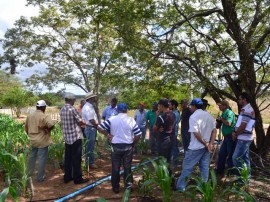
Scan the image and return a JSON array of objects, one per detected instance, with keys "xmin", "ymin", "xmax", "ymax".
[
  {"xmin": 134, "ymin": 102, "xmax": 147, "ymax": 142},
  {"xmin": 60, "ymin": 93, "xmax": 89, "ymax": 184},
  {"xmin": 176, "ymin": 98, "xmax": 216, "ymax": 191},
  {"xmin": 98, "ymin": 103, "xmax": 141, "ymax": 193},
  {"xmin": 180, "ymin": 99, "xmax": 192, "ymax": 152},
  {"xmin": 82, "ymin": 92, "xmax": 99, "ymax": 169},
  {"xmin": 216, "ymin": 100, "xmax": 236, "ymax": 177},
  {"xmin": 25, "ymin": 100, "xmax": 55, "ymax": 182},
  {"xmin": 146, "ymin": 102, "xmax": 159, "ymax": 154}
]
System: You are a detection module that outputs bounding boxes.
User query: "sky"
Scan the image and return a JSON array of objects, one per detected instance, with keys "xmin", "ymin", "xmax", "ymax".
[{"xmin": 0, "ymin": 0, "xmax": 85, "ymax": 94}]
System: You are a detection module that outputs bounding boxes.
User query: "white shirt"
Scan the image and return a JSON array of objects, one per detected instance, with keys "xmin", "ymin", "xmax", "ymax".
[
  {"xmin": 188, "ymin": 109, "xmax": 215, "ymax": 150},
  {"xmin": 99, "ymin": 113, "xmax": 141, "ymax": 144},
  {"xmin": 81, "ymin": 102, "xmax": 98, "ymax": 126}
]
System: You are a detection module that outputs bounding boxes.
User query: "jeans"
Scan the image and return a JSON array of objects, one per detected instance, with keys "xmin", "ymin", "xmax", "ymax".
[
  {"xmin": 111, "ymin": 144, "xmax": 133, "ymax": 189},
  {"xmin": 140, "ymin": 127, "xmax": 146, "ymax": 141},
  {"xmin": 149, "ymin": 127, "xmax": 158, "ymax": 153},
  {"xmin": 232, "ymin": 140, "xmax": 252, "ymax": 182},
  {"xmin": 171, "ymin": 135, "xmax": 179, "ymax": 168},
  {"xmin": 176, "ymin": 147, "xmax": 211, "ymax": 191},
  {"xmin": 28, "ymin": 146, "xmax": 48, "ymax": 182},
  {"xmin": 216, "ymin": 134, "xmax": 236, "ymax": 175},
  {"xmin": 85, "ymin": 126, "xmax": 97, "ymax": 166},
  {"xmin": 64, "ymin": 139, "xmax": 83, "ymax": 183},
  {"xmin": 157, "ymin": 136, "xmax": 172, "ymax": 164}
]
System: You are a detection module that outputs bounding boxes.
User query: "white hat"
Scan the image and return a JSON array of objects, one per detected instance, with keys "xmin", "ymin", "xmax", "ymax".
[
  {"xmin": 85, "ymin": 92, "xmax": 97, "ymax": 100},
  {"xmin": 36, "ymin": 100, "xmax": 47, "ymax": 107},
  {"xmin": 64, "ymin": 93, "xmax": 76, "ymax": 100}
]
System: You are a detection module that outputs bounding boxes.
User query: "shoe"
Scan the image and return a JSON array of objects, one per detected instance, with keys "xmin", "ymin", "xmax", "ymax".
[
  {"xmin": 74, "ymin": 178, "xmax": 89, "ymax": 184},
  {"xmin": 89, "ymin": 164, "xmax": 98, "ymax": 169},
  {"xmin": 112, "ymin": 187, "xmax": 120, "ymax": 194},
  {"xmin": 64, "ymin": 178, "xmax": 73, "ymax": 184}
]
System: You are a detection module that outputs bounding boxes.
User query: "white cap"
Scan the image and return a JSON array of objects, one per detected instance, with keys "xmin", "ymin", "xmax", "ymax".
[{"xmin": 36, "ymin": 100, "xmax": 47, "ymax": 107}]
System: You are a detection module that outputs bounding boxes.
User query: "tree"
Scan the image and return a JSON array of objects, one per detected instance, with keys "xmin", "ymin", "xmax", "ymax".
[
  {"xmin": 117, "ymin": 0, "xmax": 270, "ymax": 155},
  {"xmin": 1, "ymin": 86, "xmax": 37, "ymax": 117}
]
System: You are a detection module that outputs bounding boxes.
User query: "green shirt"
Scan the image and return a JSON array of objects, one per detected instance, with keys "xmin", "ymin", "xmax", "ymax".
[
  {"xmin": 221, "ymin": 108, "xmax": 236, "ymax": 136},
  {"xmin": 146, "ymin": 110, "xmax": 157, "ymax": 127}
]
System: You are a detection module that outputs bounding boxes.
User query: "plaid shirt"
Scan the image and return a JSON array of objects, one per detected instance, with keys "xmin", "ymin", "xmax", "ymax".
[{"xmin": 60, "ymin": 103, "xmax": 83, "ymax": 144}]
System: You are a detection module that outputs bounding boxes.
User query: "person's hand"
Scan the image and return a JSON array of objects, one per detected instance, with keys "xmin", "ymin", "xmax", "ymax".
[
  {"xmin": 107, "ymin": 134, "xmax": 113, "ymax": 142},
  {"xmin": 159, "ymin": 126, "xmax": 164, "ymax": 133},
  {"xmin": 207, "ymin": 143, "xmax": 213, "ymax": 153},
  {"xmin": 232, "ymin": 132, "xmax": 237, "ymax": 141}
]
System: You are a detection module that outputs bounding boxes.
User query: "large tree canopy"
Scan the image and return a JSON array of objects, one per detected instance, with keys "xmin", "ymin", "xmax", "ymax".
[{"xmin": 1, "ymin": 0, "xmax": 270, "ymax": 154}]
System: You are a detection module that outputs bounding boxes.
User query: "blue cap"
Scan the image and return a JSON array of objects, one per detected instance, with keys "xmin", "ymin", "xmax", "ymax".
[
  {"xmin": 117, "ymin": 103, "xmax": 128, "ymax": 113},
  {"xmin": 189, "ymin": 98, "xmax": 203, "ymax": 106}
]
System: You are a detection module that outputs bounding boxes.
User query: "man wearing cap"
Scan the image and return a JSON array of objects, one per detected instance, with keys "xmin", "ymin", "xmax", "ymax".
[
  {"xmin": 60, "ymin": 93, "xmax": 89, "ymax": 184},
  {"xmin": 25, "ymin": 100, "xmax": 55, "ymax": 182},
  {"xmin": 102, "ymin": 97, "xmax": 118, "ymax": 121},
  {"xmin": 153, "ymin": 98, "xmax": 176, "ymax": 164},
  {"xmin": 82, "ymin": 92, "xmax": 99, "ymax": 168},
  {"xmin": 134, "ymin": 102, "xmax": 147, "ymax": 141},
  {"xmin": 180, "ymin": 99, "xmax": 192, "ymax": 152},
  {"xmin": 176, "ymin": 98, "xmax": 216, "ymax": 191},
  {"xmin": 146, "ymin": 102, "xmax": 158, "ymax": 154},
  {"xmin": 98, "ymin": 103, "xmax": 141, "ymax": 193},
  {"xmin": 216, "ymin": 100, "xmax": 236, "ymax": 177}
]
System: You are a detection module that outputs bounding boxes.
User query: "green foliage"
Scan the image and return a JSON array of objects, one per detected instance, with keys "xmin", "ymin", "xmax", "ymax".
[
  {"xmin": 38, "ymin": 92, "xmax": 62, "ymax": 106},
  {"xmin": 1, "ymin": 86, "xmax": 37, "ymax": 117},
  {"xmin": 136, "ymin": 139, "xmax": 149, "ymax": 155}
]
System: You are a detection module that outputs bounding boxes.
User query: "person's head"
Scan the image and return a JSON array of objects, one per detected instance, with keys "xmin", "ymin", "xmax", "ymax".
[
  {"xmin": 36, "ymin": 100, "xmax": 47, "ymax": 112},
  {"xmin": 238, "ymin": 92, "xmax": 250, "ymax": 107},
  {"xmin": 117, "ymin": 103, "xmax": 128, "ymax": 113},
  {"xmin": 189, "ymin": 98, "xmax": 203, "ymax": 113},
  {"xmin": 217, "ymin": 100, "xmax": 230, "ymax": 112},
  {"xmin": 180, "ymin": 99, "xmax": 189, "ymax": 109},
  {"xmin": 111, "ymin": 97, "xmax": 118, "ymax": 108},
  {"xmin": 64, "ymin": 93, "xmax": 76, "ymax": 106},
  {"xmin": 80, "ymin": 99, "xmax": 86, "ymax": 107},
  {"xmin": 169, "ymin": 99, "xmax": 178, "ymax": 110},
  {"xmin": 138, "ymin": 102, "xmax": 146, "ymax": 110},
  {"xmin": 158, "ymin": 98, "xmax": 169, "ymax": 112},
  {"xmin": 85, "ymin": 92, "xmax": 97, "ymax": 104},
  {"xmin": 202, "ymin": 98, "xmax": 210, "ymax": 110},
  {"xmin": 152, "ymin": 102, "xmax": 158, "ymax": 111}
]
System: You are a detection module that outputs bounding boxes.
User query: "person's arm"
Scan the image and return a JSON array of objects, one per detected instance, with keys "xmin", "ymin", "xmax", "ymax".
[
  {"xmin": 90, "ymin": 119, "xmax": 99, "ymax": 127},
  {"xmin": 207, "ymin": 128, "xmax": 217, "ymax": 152},
  {"xmin": 232, "ymin": 122, "xmax": 247, "ymax": 140},
  {"xmin": 25, "ymin": 118, "xmax": 29, "ymax": 134},
  {"xmin": 132, "ymin": 123, "xmax": 142, "ymax": 144}
]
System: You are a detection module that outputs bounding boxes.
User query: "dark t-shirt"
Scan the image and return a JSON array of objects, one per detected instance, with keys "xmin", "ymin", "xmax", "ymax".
[
  {"xmin": 181, "ymin": 107, "xmax": 192, "ymax": 132},
  {"xmin": 155, "ymin": 111, "xmax": 176, "ymax": 142}
]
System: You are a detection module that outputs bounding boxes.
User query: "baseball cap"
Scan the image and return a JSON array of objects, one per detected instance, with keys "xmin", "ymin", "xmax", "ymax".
[
  {"xmin": 189, "ymin": 98, "xmax": 203, "ymax": 106},
  {"xmin": 117, "ymin": 103, "xmax": 128, "ymax": 112},
  {"xmin": 36, "ymin": 100, "xmax": 47, "ymax": 107},
  {"xmin": 218, "ymin": 100, "xmax": 230, "ymax": 107}
]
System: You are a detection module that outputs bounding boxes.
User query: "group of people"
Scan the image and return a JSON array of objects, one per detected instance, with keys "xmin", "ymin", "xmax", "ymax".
[{"xmin": 24, "ymin": 91, "xmax": 255, "ymax": 193}]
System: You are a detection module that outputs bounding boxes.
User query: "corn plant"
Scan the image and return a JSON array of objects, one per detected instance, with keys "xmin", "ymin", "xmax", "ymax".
[
  {"xmin": 122, "ymin": 188, "xmax": 131, "ymax": 202},
  {"xmin": 137, "ymin": 139, "xmax": 149, "ymax": 154},
  {"xmin": 0, "ymin": 175, "xmax": 18, "ymax": 202},
  {"xmin": 138, "ymin": 157, "xmax": 172, "ymax": 202}
]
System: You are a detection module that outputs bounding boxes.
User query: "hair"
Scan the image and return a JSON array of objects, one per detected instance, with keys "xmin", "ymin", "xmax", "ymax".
[
  {"xmin": 170, "ymin": 99, "xmax": 178, "ymax": 108},
  {"xmin": 195, "ymin": 104, "xmax": 204, "ymax": 110},
  {"xmin": 158, "ymin": 98, "xmax": 169, "ymax": 108},
  {"xmin": 36, "ymin": 106, "xmax": 46, "ymax": 111},
  {"xmin": 240, "ymin": 92, "xmax": 250, "ymax": 103},
  {"xmin": 111, "ymin": 97, "xmax": 118, "ymax": 102}
]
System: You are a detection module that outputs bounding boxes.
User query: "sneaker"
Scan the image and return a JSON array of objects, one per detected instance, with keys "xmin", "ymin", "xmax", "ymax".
[
  {"xmin": 74, "ymin": 178, "xmax": 89, "ymax": 184},
  {"xmin": 112, "ymin": 187, "xmax": 120, "ymax": 194}
]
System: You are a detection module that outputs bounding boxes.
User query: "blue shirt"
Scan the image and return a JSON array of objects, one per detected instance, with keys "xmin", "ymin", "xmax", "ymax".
[
  {"xmin": 134, "ymin": 109, "xmax": 147, "ymax": 128},
  {"xmin": 172, "ymin": 109, "xmax": 180, "ymax": 136},
  {"xmin": 102, "ymin": 105, "xmax": 118, "ymax": 120}
]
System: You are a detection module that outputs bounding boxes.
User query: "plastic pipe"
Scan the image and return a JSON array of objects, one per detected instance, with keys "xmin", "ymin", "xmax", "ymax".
[{"xmin": 55, "ymin": 157, "xmax": 157, "ymax": 202}]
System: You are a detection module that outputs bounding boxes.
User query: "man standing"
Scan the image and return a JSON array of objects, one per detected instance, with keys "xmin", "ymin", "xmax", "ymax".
[
  {"xmin": 146, "ymin": 102, "xmax": 158, "ymax": 154},
  {"xmin": 82, "ymin": 93, "xmax": 99, "ymax": 169},
  {"xmin": 25, "ymin": 100, "xmax": 55, "ymax": 182},
  {"xmin": 102, "ymin": 97, "xmax": 118, "ymax": 120},
  {"xmin": 60, "ymin": 93, "xmax": 89, "ymax": 184},
  {"xmin": 134, "ymin": 102, "xmax": 147, "ymax": 141},
  {"xmin": 176, "ymin": 98, "xmax": 216, "ymax": 191},
  {"xmin": 232, "ymin": 92, "xmax": 255, "ymax": 184},
  {"xmin": 98, "ymin": 103, "xmax": 141, "ymax": 193},
  {"xmin": 169, "ymin": 99, "xmax": 180, "ymax": 168},
  {"xmin": 153, "ymin": 98, "xmax": 176, "ymax": 164},
  {"xmin": 180, "ymin": 99, "xmax": 192, "ymax": 152},
  {"xmin": 216, "ymin": 100, "xmax": 236, "ymax": 176}
]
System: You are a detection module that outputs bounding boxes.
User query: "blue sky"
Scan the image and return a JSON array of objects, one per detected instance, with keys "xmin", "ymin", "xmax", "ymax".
[{"xmin": 0, "ymin": 0, "xmax": 85, "ymax": 94}]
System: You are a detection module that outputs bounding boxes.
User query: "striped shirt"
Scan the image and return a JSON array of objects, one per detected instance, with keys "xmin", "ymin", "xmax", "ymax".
[
  {"xmin": 99, "ymin": 113, "xmax": 141, "ymax": 144},
  {"xmin": 235, "ymin": 103, "xmax": 255, "ymax": 141},
  {"xmin": 60, "ymin": 103, "xmax": 83, "ymax": 144}
]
